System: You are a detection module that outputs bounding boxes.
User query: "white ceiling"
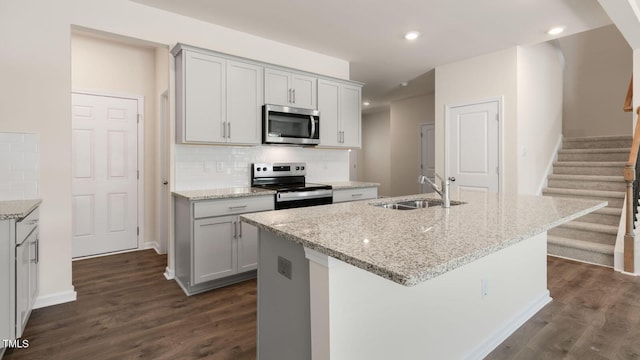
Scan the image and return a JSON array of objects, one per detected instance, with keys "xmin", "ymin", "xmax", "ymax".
[{"xmin": 132, "ymin": 0, "xmax": 612, "ymax": 111}]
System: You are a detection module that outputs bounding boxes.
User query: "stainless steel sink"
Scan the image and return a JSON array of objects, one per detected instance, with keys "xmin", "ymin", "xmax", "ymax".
[{"xmin": 373, "ymin": 199, "xmax": 464, "ymax": 210}]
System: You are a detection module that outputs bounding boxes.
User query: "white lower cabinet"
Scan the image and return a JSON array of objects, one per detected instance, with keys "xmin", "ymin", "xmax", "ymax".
[
  {"xmin": 1, "ymin": 205, "xmax": 39, "ymax": 357},
  {"xmin": 174, "ymin": 195, "xmax": 273, "ymax": 295}
]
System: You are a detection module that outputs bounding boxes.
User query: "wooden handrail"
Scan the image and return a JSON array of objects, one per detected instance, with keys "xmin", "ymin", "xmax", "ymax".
[{"xmin": 624, "ymin": 76, "xmax": 633, "ymax": 112}]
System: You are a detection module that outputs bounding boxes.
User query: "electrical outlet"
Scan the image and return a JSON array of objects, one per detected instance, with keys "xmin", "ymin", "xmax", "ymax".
[
  {"xmin": 481, "ymin": 278, "xmax": 489, "ymax": 299},
  {"xmin": 277, "ymin": 256, "xmax": 292, "ymax": 280}
]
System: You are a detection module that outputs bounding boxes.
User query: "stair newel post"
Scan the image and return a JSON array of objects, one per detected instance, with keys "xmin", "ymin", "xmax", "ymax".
[{"xmin": 624, "ymin": 164, "xmax": 635, "ymax": 273}]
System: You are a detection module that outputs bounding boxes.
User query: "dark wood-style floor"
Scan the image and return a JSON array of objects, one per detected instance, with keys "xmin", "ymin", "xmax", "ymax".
[{"xmin": 4, "ymin": 251, "xmax": 640, "ymax": 359}]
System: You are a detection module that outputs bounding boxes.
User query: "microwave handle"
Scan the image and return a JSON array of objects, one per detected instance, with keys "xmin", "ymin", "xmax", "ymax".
[{"xmin": 310, "ymin": 115, "xmax": 317, "ymax": 139}]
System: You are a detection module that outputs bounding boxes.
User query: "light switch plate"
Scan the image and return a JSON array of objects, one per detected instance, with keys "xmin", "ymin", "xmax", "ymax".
[{"xmin": 277, "ymin": 256, "xmax": 292, "ymax": 280}]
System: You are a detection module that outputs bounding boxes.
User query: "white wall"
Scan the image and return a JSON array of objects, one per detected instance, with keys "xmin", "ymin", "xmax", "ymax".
[
  {"xmin": 175, "ymin": 146, "xmax": 349, "ymax": 190},
  {"xmin": 559, "ymin": 25, "xmax": 632, "ymax": 137},
  {"xmin": 390, "ymin": 94, "xmax": 435, "ymax": 196},
  {"xmin": 0, "ymin": 0, "xmax": 349, "ymax": 305},
  {"xmin": 361, "ymin": 110, "xmax": 391, "ymax": 196},
  {"xmin": 0, "ymin": 133, "xmax": 39, "ymax": 200},
  {"xmin": 71, "ymin": 32, "xmax": 159, "ymax": 248},
  {"xmin": 435, "ymin": 48, "xmax": 518, "ymax": 193},
  {"xmin": 516, "ymin": 42, "xmax": 564, "ymax": 195}
]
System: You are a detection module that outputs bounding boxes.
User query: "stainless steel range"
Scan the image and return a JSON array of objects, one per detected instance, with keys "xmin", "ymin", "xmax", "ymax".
[{"xmin": 251, "ymin": 162, "xmax": 333, "ymax": 209}]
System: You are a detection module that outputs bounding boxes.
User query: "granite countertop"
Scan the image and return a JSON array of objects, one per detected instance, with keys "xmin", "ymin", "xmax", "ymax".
[
  {"xmin": 241, "ymin": 191, "xmax": 606, "ymax": 286},
  {"xmin": 321, "ymin": 181, "xmax": 380, "ymax": 190},
  {"xmin": 0, "ymin": 199, "xmax": 42, "ymax": 220},
  {"xmin": 172, "ymin": 187, "xmax": 276, "ymax": 201}
]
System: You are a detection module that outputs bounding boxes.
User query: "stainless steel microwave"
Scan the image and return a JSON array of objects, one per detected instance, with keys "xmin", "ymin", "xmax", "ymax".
[{"xmin": 263, "ymin": 104, "xmax": 320, "ymax": 145}]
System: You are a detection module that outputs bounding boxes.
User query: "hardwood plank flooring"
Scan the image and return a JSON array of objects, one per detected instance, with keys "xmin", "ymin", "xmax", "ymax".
[
  {"xmin": 5, "ymin": 251, "xmax": 640, "ymax": 359},
  {"xmin": 3, "ymin": 250, "xmax": 256, "ymax": 360}
]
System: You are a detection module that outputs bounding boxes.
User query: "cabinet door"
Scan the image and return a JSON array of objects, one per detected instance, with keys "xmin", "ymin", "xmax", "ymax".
[
  {"xmin": 237, "ymin": 220, "xmax": 259, "ymax": 272},
  {"xmin": 28, "ymin": 233, "xmax": 38, "ymax": 311},
  {"xmin": 292, "ymin": 74, "xmax": 317, "ymax": 109},
  {"xmin": 340, "ymin": 84, "xmax": 362, "ymax": 148},
  {"xmin": 318, "ymin": 79, "xmax": 341, "ymax": 147},
  {"xmin": 264, "ymin": 68, "xmax": 291, "ymax": 106},
  {"xmin": 184, "ymin": 51, "xmax": 226, "ymax": 143},
  {"xmin": 193, "ymin": 216, "xmax": 237, "ymax": 284},
  {"xmin": 15, "ymin": 239, "xmax": 29, "ymax": 338},
  {"xmin": 227, "ymin": 60, "xmax": 263, "ymax": 144}
]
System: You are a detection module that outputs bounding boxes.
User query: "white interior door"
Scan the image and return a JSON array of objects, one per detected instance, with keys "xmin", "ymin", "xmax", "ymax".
[
  {"xmin": 420, "ymin": 124, "xmax": 436, "ymax": 193},
  {"xmin": 447, "ymin": 100, "xmax": 499, "ymax": 196},
  {"xmin": 72, "ymin": 93, "xmax": 139, "ymax": 258}
]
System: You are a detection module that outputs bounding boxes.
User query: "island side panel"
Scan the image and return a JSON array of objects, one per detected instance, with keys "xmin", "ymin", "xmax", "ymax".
[
  {"xmin": 257, "ymin": 229, "xmax": 311, "ymax": 360},
  {"xmin": 319, "ymin": 232, "xmax": 550, "ymax": 360}
]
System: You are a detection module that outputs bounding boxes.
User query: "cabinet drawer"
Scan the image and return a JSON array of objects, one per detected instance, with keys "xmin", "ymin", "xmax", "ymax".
[
  {"xmin": 194, "ymin": 196, "xmax": 274, "ymax": 218},
  {"xmin": 333, "ymin": 187, "xmax": 378, "ymax": 203},
  {"xmin": 16, "ymin": 207, "xmax": 39, "ymax": 243}
]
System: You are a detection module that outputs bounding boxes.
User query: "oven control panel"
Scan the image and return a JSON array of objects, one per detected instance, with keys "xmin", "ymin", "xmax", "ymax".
[{"xmin": 252, "ymin": 162, "xmax": 306, "ymax": 178}]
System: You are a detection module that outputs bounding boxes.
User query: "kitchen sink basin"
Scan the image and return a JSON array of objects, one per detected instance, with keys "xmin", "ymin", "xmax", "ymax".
[{"xmin": 373, "ymin": 199, "xmax": 464, "ymax": 210}]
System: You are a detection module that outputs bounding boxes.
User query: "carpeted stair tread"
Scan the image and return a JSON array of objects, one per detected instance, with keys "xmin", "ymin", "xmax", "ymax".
[
  {"xmin": 593, "ymin": 207, "xmax": 622, "ymax": 216},
  {"xmin": 564, "ymin": 135, "xmax": 632, "ymax": 142},
  {"xmin": 558, "ymin": 147, "xmax": 630, "ymax": 154},
  {"xmin": 542, "ymin": 187, "xmax": 624, "ymax": 199},
  {"xmin": 553, "ymin": 161, "xmax": 626, "ymax": 167},
  {"xmin": 556, "ymin": 220, "xmax": 618, "ymax": 235},
  {"xmin": 547, "ymin": 174, "xmax": 624, "ymax": 182},
  {"xmin": 548, "ymin": 235, "xmax": 614, "ymax": 255}
]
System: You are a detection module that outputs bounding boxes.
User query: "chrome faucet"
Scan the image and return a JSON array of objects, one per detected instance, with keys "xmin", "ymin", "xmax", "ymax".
[{"xmin": 418, "ymin": 174, "xmax": 456, "ymax": 208}]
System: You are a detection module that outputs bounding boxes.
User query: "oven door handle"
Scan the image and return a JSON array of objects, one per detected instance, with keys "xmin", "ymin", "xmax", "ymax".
[{"xmin": 277, "ymin": 189, "xmax": 333, "ymax": 202}]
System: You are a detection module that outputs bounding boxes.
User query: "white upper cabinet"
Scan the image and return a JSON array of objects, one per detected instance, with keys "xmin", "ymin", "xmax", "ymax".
[
  {"xmin": 175, "ymin": 47, "xmax": 263, "ymax": 145},
  {"xmin": 179, "ymin": 51, "xmax": 226, "ymax": 143},
  {"xmin": 265, "ymin": 68, "xmax": 317, "ymax": 109},
  {"xmin": 226, "ymin": 60, "xmax": 263, "ymax": 144},
  {"xmin": 318, "ymin": 79, "xmax": 362, "ymax": 148}
]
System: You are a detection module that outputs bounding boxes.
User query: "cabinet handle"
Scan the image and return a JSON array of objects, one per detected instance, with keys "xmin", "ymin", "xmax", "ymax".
[
  {"xmin": 337, "ymin": 131, "xmax": 341, "ymax": 143},
  {"xmin": 238, "ymin": 221, "xmax": 243, "ymax": 238},
  {"xmin": 233, "ymin": 221, "xmax": 238, "ymax": 238},
  {"xmin": 341, "ymin": 131, "xmax": 345, "ymax": 143},
  {"xmin": 222, "ymin": 121, "xmax": 227, "ymax": 138},
  {"xmin": 288, "ymin": 89, "xmax": 292, "ymax": 103},
  {"xmin": 26, "ymin": 219, "xmax": 38, "ymax": 226},
  {"xmin": 293, "ymin": 89, "xmax": 296, "ymax": 104},
  {"xmin": 228, "ymin": 205, "xmax": 248, "ymax": 210},
  {"xmin": 351, "ymin": 193, "xmax": 363, "ymax": 197},
  {"xmin": 227, "ymin": 122, "xmax": 231, "ymax": 139}
]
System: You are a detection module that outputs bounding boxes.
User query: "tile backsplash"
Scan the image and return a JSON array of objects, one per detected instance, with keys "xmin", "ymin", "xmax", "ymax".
[
  {"xmin": 0, "ymin": 132, "xmax": 39, "ymax": 200},
  {"xmin": 175, "ymin": 145, "xmax": 349, "ymax": 190}
]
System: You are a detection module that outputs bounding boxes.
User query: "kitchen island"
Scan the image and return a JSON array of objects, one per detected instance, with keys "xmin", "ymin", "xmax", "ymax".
[{"xmin": 241, "ymin": 191, "xmax": 606, "ymax": 360}]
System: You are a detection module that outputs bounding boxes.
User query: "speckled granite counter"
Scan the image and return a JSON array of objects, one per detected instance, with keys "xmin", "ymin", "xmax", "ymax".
[
  {"xmin": 0, "ymin": 199, "xmax": 42, "ymax": 220},
  {"xmin": 242, "ymin": 191, "xmax": 605, "ymax": 286},
  {"xmin": 172, "ymin": 187, "xmax": 276, "ymax": 201},
  {"xmin": 320, "ymin": 181, "xmax": 379, "ymax": 190}
]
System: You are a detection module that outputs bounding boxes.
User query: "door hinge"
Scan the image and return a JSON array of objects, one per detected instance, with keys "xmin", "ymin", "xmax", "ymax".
[
  {"xmin": 137, "ymin": 227, "xmax": 140, "ymax": 236},
  {"xmin": 496, "ymin": 166, "xmax": 499, "ymax": 175},
  {"xmin": 137, "ymin": 170, "xmax": 139, "ymax": 180},
  {"xmin": 495, "ymin": 113, "xmax": 499, "ymax": 121},
  {"xmin": 137, "ymin": 114, "xmax": 141, "ymax": 124}
]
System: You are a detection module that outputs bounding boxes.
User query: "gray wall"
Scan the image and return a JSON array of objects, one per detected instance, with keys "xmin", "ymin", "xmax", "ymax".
[
  {"xmin": 560, "ymin": 25, "xmax": 633, "ymax": 137},
  {"xmin": 361, "ymin": 110, "xmax": 391, "ymax": 196}
]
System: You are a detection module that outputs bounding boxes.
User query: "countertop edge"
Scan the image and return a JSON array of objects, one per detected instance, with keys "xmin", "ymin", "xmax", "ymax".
[
  {"xmin": 172, "ymin": 188, "xmax": 276, "ymax": 201},
  {"xmin": 0, "ymin": 199, "xmax": 42, "ymax": 220}
]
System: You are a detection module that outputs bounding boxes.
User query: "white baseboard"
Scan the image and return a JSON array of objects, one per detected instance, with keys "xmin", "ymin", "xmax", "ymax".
[
  {"xmin": 164, "ymin": 266, "xmax": 175, "ymax": 280},
  {"xmin": 536, "ymin": 134, "xmax": 563, "ymax": 195},
  {"xmin": 143, "ymin": 241, "xmax": 160, "ymax": 254},
  {"xmin": 464, "ymin": 291, "xmax": 552, "ymax": 360},
  {"xmin": 33, "ymin": 289, "xmax": 77, "ymax": 309}
]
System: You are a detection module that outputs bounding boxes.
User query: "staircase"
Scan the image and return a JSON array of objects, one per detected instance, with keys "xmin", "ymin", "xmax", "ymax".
[{"xmin": 543, "ymin": 135, "xmax": 632, "ymax": 267}]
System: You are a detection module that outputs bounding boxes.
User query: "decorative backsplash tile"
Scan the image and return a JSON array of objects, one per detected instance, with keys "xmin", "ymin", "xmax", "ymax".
[
  {"xmin": 175, "ymin": 145, "xmax": 349, "ymax": 190},
  {"xmin": 0, "ymin": 132, "xmax": 39, "ymax": 200}
]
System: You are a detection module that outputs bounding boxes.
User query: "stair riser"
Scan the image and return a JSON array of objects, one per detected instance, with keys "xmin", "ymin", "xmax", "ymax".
[
  {"xmin": 557, "ymin": 153, "xmax": 628, "ymax": 162},
  {"xmin": 553, "ymin": 165, "xmax": 623, "ymax": 176},
  {"xmin": 563, "ymin": 140, "xmax": 632, "ymax": 150},
  {"xmin": 548, "ymin": 227, "xmax": 616, "ymax": 245},
  {"xmin": 541, "ymin": 192, "xmax": 624, "ymax": 208},
  {"xmin": 576, "ymin": 212, "xmax": 621, "ymax": 226},
  {"xmin": 547, "ymin": 179, "xmax": 625, "ymax": 192},
  {"xmin": 548, "ymin": 245, "xmax": 613, "ymax": 267}
]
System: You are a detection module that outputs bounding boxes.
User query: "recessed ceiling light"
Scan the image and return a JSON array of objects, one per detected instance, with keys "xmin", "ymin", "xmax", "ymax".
[
  {"xmin": 363, "ymin": 101, "xmax": 370, "ymax": 106},
  {"xmin": 404, "ymin": 31, "xmax": 420, "ymax": 41},
  {"xmin": 400, "ymin": 82, "xmax": 409, "ymax": 87},
  {"xmin": 547, "ymin": 26, "xmax": 566, "ymax": 35}
]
